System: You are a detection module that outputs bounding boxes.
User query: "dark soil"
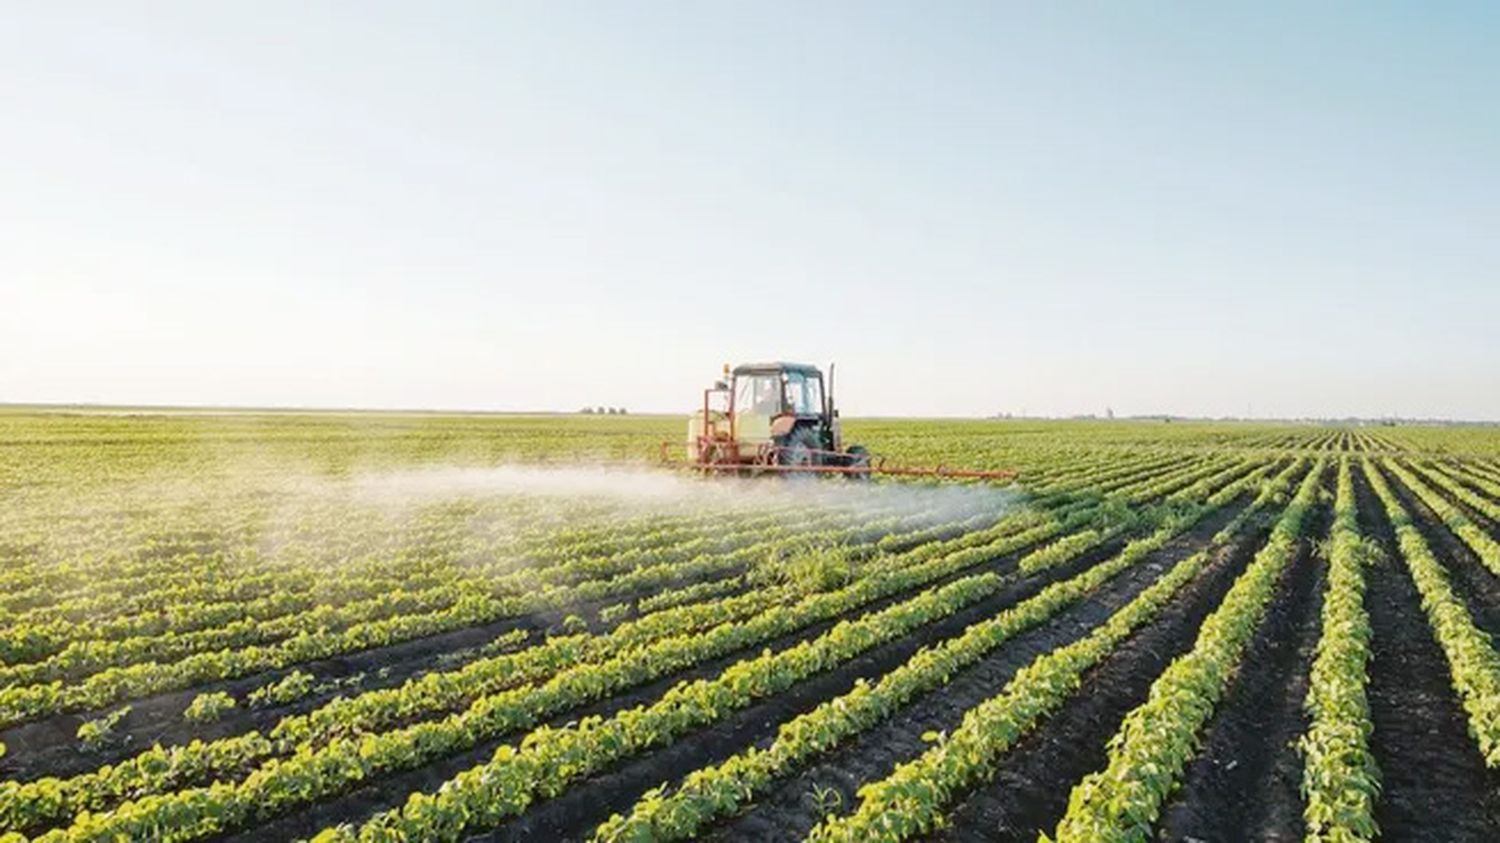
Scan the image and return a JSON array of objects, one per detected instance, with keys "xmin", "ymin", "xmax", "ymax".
[
  {"xmin": 1355, "ymin": 464, "xmax": 1500, "ymax": 841},
  {"xmin": 1154, "ymin": 469, "xmax": 1330, "ymax": 843},
  {"xmin": 1459, "ymin": 461, "xmax": 1500, "ymax": 488},
  {"xmin": 0, "ymin": 510, "xmax": 981, "ymax": 777},
  {"xmin": 718, "ymin": 501, "xmax": 1257, "ymax": 843},
  {"xmin": 0, "ymin": 609, "xmax": 549, "ymax": 782},
  {"xmin": 1425, "ymin": 463, "xmax": 1500, "ymax": 532},
  {"xmin": 1382, "ymin": 465, "xmax": 1500, "ymax": 639},
  {"xmin": 934, "ymin": 516, "xmax": 1278, "ymax": 841},
  {"xmin": 219, "ymin": 519, "xmax": 1132, "ymax": 843},
  {"xmin": 487, "ymin": 508, "xmax": 1253, "ymax": 843}
]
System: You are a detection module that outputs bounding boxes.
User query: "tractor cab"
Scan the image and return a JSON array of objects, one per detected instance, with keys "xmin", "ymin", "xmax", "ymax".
[
  {"xmin": 688, "ymin": 361, "xmax": 867, "ymax": 474},
  {"xmin": 729, "ymin": 362, "xmax": 833, "ymax": 451}
]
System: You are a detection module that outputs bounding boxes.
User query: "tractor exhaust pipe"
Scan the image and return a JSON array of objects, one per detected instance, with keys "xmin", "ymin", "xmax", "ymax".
[{"xmin": 827, "ymin": 362, "xmax": 835, "ymax": 418}]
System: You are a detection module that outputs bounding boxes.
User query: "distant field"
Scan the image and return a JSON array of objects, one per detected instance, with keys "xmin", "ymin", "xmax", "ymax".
[{"xmin": 2, "ymin": 411, "xmax": 1499, "ymax": 841}]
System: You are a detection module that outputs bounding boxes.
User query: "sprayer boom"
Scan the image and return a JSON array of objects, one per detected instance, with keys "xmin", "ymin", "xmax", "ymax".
[
  {"xmin": 658, "ymin": 441, "xmax": 1015, "ymax": 481},
  {"xmin": 668, "ymin": 359, "xmax": 1015, "ymax": 483}
]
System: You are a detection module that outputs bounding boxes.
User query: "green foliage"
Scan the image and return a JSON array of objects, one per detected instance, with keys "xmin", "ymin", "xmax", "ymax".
[
  {"xmin": 596, "ymin": 490, "xmax": 1253, "ymax": 841},
  {"xmin": 249, "ymin": 670, "xmax": 317, "ymax": 708},
  {"xmin": 1385, "ymin": 459, "xmax": 1500, "ymax": 576},
  {"xmin": 51, "ymin": 512, "xmax": 1084, "ymax": 842},
  {"xmin": 184, "ymin": 691, "xmax": 237, "ymax": 723},
  {"xmin": 808, "ymin": 783, "xmax": 843, "ymax": 817},
  {"xmin": 1299, "ymin": 459, "xmax": 1381, "ymax": 842},
  {"xmin": 4, "ymin": 414, "xmax": 1498, "ymax": 843},
  {"xmin": 76, "ymin": 705, "xmax": 131, "ymax": 751},
  {"xmin": 1365, "ymin": 460, "xmax": 1500, "ymax": 767},
  {"xmin": 1046, "ymin": 461, "xmax": 1325, "ymax": 843},
  {"xmin": 756, "ymin": 543, "xmax": 858, "ymax": 595},
  {"xmin": 596, "ymin": 602, "xmax": 632, "ymax": 626}
]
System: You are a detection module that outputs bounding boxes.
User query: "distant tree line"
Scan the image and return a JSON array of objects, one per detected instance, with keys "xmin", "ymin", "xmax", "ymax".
[{"xmin": 579, "ymin": 406, "xmax": 628, "ymax": 415}]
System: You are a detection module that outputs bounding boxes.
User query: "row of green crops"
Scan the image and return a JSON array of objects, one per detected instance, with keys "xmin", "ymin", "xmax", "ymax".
[
  {"xmin": 7, "ymin": 413, "xmax": 1500, "ymax": 843},
  {"xmin": 593, "ymin": 461, "xmax": 1297, "ymax": 842},
  {"xmin": 1044, "ymin": 460, "xmax": 1326, "ymax": 842},
  {"xmin": 1364, "ymin": 461, "xmax": 1500, "ymax": 767},
  {"xmin": 28, "ymin": 456, "xmax": 1233, "ymax": 841},
  {"xmin": 1298, "ymin": 459, "xmax": 1380, "ymax": 842}
]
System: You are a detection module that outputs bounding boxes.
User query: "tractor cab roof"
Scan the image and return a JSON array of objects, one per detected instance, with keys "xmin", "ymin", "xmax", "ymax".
[{"xmin": 732, "ymin": 362, "xmax": 822, "ymax": 377}]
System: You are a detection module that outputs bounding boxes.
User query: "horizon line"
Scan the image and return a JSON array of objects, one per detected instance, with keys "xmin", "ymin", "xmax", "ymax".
[{"xmin": 2, "ymin": 401, "xmax": 1496, "ymax": 427}]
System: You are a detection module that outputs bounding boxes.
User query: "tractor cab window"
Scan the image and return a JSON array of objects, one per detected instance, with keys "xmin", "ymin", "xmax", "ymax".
[
  {"xmin": 736, "ymin": 374, "xmax": 784, "ymax": 415},
  {"xmin": 785, "ymin": 372, "xmax": 823, "ymax": 415}
]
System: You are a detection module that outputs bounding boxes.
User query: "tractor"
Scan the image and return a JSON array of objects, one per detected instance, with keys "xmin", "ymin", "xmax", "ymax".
[
  {"xmin": 671, "ymin": 361, "xmax": 1013, "ymax": 481},
  {"xmin": 686, "ymin": 362, "xmax": 871, "ymax": 478}
]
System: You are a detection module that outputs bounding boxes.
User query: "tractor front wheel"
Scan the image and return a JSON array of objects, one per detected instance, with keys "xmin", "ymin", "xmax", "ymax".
[
  {"xmin": 846, "ymin": 445, "xmax": 872, "ymax": 481},
  {"xmin": 779, "ymin": 427, "xmax": 821, "ymax": 474}
]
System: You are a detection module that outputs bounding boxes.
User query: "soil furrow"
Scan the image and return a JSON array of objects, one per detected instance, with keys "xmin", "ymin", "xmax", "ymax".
[
  {"xmin": 933, "ymin": 514, "xmax": 1276, "ymax": 841},
  {"xmin": 2, "ymin": 514, "xmax": 995, "ymax": 770},
  {"xmin": 718, "ymin": 502, "xmax": 1254, "ymax": 843},
  {"xmin": 1440, "ymin": 464, "xmax": 1500, "ymax": 517},
  {"xmin": 1154, "ymin": 474, "xmax": 1330, "ymax": 843},
  {"xmin": 218, "ymin": 524, "xmax": 1128, "ymax": 843},
  {"xmin": 490, "ymin": 511, "xmax": 1251, "ymax": 843},
  {"xmin": 0, "ymin": 608, "xmax": 548, "ymax": 780},
  {"xmin": 1381, "ymin": 466, "xmax": 1500, "ymax": 637},
  {"xmin": 1410, "ymin": 461, "xmax": 1500, "ymax": 534},
  {"xmin": 1355, "ymin": 464, "xmax": 1500, "ymax": 842}
]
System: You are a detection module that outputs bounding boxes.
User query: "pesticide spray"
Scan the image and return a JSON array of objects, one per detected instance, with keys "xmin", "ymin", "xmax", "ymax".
[{"xmin": 347, "ymin": 463, "xmax": 1019, "ymax": 528}]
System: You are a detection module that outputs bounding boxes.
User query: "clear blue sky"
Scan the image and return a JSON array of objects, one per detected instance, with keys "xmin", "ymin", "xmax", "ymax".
[{"xmin": 2, "ymin": 2, "xmax": 1496, "ymax": 419}]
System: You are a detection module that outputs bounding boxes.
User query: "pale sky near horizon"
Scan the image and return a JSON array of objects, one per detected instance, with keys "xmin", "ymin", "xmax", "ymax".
[{"xmin": 2, "ymin": 2, "xmax": 1496, "ymax": 419}]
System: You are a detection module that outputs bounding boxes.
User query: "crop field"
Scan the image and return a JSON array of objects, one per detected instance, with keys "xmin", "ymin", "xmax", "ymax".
[{"xmin": 3, "ymin": 411, "xmax": 1500, "ymax": 842}]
